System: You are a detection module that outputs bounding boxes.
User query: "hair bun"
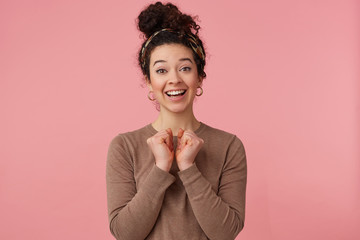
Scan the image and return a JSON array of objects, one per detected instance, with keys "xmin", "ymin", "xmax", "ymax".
[{"xmin": 138, "ymin": 2, "xmax": 199, "ymax": 38}]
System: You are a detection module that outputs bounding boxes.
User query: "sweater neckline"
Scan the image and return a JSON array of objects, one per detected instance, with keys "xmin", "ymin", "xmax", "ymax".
[{"xmin": 146, "ymin": 121, "xmax": 206, "ymax": 136}]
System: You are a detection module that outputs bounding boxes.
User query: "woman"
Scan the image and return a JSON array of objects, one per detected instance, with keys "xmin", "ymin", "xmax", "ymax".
[{"xmin": 106, "ymin": 2, "xmax": 247, "ymax": 240}]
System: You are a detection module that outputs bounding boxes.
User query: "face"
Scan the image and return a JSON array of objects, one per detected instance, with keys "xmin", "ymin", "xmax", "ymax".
[{"xmin": 146, "ymin": 43, "xmax": 203, "ymax": 113}]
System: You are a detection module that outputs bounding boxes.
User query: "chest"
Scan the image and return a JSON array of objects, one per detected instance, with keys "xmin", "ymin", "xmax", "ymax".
[{"xmin": 132, "ymin": 141, "xmax": 227, "ymax": 194}]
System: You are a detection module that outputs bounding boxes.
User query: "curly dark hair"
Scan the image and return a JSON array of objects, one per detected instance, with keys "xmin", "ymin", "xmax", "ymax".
[{"xmin": 137, "ymin": 2, "xmax": 206, "ymax": 81}]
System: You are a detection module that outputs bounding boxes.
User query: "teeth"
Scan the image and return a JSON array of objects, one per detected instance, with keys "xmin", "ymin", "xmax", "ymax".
[{"xmin": 166, "ymin": 90, "xmax": 185, "ymax": 96}]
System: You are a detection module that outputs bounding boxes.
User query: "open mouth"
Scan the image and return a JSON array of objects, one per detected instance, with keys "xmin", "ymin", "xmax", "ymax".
[{"xmin": 165, "ymin": 89, "xmax": 187, "ymax": 97}]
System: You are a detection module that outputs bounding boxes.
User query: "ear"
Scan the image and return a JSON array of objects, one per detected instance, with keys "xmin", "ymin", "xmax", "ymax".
[{"xmin": 145, "ymin": 76, "xmax": 153, "ymax": 91}]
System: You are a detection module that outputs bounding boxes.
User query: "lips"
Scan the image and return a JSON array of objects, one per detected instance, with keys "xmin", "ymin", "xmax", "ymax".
[{"xmin": 165, "ymin": 89, "xmax": 187, "ymax": 97}]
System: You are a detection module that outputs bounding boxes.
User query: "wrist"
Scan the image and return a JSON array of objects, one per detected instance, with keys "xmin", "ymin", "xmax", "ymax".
[
  {"xmin": 177, "ymin": 162, "xmax": 194, "ymax": 171},
  {"xmin": 155, "ymin": 162, "xmax": 172, "ymax": 172}
]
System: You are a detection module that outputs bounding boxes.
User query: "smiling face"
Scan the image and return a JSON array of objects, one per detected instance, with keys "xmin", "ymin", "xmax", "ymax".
[{"xmin": 146, "ymin": 43, "xmax": 203, "ymax": 114}]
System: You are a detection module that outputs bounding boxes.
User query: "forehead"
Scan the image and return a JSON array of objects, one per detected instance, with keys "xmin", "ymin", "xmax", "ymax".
[{"xmin": 149, "ymin": 44, "xmax": 194, "ymax": 64}]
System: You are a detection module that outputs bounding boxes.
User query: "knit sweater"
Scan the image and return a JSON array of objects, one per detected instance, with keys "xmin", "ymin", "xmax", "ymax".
[{"xmin": 106, "ymin": 121, "xmax": 247, "ymax": 240}]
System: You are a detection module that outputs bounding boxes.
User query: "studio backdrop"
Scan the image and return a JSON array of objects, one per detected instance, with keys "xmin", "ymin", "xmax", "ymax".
[{"xmin": 1, "ymin": 0, "xmax": 359, "ymax": 239}]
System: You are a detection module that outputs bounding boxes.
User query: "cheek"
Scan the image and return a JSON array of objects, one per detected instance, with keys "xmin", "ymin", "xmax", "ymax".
[
  {"xmin": 188, "ymin": 77, "xmax": 201, "ymax": 89},
  {"xmin": 151, "ymin": 81, "xmax": 165, "ymax": 92}
]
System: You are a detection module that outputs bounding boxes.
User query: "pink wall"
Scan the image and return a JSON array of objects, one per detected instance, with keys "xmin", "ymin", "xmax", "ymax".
[{"xmin": 1, "ymin": 0, "xmax": 359, "ymax": 239}]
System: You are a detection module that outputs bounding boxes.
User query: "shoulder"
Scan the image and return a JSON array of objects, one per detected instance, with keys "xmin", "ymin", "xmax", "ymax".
[
  {"xmin": 201, "ymin": 122, "xmax": 245, "ymax": 150},
  {"xmin": 108, "ymin": 124, "xmax": 152, "ymax": 150}
]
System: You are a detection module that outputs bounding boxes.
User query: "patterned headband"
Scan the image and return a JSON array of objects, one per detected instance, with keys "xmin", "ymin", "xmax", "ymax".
[{"xmin": 140, "ymin": 28, "xmax": 205, "ymax": 68}]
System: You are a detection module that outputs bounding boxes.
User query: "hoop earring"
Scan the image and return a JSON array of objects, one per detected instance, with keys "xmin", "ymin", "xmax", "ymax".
[
  {"xmin": 148, "ymin": 91, "xmax": 156, "ymax": 101},
  {"xmin": 196, "ymin": 87, "xmax": 203, "ymax": 96}
]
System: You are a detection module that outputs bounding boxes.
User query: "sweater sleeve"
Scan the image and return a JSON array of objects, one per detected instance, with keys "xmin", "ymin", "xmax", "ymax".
[
  {"xmin": 106, "ymin": 135, "xmax": 176, "ymax": 240},
  {"xmin": 177, "ymin": 136, "xmax": 247, "ymax": 240}
]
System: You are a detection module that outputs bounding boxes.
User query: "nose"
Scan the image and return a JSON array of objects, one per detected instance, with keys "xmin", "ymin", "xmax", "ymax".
[{"xmin": 168, "ymin": 70, "xmax": 183, "ymax": 84}]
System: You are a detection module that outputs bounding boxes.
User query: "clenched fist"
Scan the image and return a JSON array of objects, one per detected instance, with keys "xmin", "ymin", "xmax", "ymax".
[
  {"xmin": 176, "ymin": 128, "xmax": 204, "ymax": 171},
  {"xmin": 146, "ymin": 128, "xmax": 174, "ymax": 172},
  {"xmin": 147, "ymin": 128, "xmax": 204, "ymax": 172}
]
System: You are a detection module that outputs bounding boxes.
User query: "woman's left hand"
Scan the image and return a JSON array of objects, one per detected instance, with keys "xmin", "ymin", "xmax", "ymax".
[{"xmin": 176, "ymin": 128, "xmax": 204, "ymax": 171}]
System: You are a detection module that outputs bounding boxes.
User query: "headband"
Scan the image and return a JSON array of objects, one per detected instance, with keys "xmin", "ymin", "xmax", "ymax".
[{"xmin": 140, "ymin": 28, "xmax": 205, "ymax": 68}]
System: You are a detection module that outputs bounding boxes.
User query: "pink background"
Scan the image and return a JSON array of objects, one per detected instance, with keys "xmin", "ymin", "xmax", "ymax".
[{"xmin": 1, "ymin": 0, "xmax": 359, "ymax": 239}]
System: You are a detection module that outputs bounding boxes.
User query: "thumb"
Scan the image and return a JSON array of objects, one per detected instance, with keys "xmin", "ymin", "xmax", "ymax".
[
  {"xmin": 177, "ymin": 128, "xmax": 184, "ymax": 140},
  {"xmin": 177, "ymin": 128, "xmax": 184, "ymax": 151},
  {"xmin": 165, "ymin": 128, "xmax": 174, "ymax": 152}
]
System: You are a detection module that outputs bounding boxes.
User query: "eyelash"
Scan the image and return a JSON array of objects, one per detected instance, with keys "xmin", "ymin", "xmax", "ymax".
[
  {"xmin": 155, "ymin": 67, "xmax": 191, "ymax": 74},
  {"xmin": 180, "ymin": 67, "xmax": 191, "ymax": 71},
  {"xmin": 156, "ymin": 69, "xmax": 167, "ymax": 74}
]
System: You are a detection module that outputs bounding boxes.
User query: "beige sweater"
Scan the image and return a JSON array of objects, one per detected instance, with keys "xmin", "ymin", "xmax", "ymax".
[{"xmin": 106, "ymin": 122, "xmax": 247, "ymax": 240}]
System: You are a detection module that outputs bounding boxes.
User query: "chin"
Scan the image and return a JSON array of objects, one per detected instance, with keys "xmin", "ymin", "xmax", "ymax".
[
  {"xmin": 162, "ymin": 104, "xmax": 190, "ymax": 113},
  {"xmin": 168, "ymin": 107, "xmax": 187, "ymax": 113}
]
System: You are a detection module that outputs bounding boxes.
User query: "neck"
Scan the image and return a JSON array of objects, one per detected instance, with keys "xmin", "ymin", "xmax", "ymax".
[{"xmin": 152, "ymin": 105, "xmax": 201, "ymax": 136}]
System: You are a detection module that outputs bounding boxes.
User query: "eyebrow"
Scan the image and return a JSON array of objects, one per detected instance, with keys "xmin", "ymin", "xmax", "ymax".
[
  {"xmin": 153, "ymin": 60, "xmax": 166, "ymax": 66},
  {"xmin": 179, "ymin": 58, "xmax": 193, "ymax": 63},
  {"xmin": 153, "ymin": 58, "xmax": 193, "ymax": 66}
]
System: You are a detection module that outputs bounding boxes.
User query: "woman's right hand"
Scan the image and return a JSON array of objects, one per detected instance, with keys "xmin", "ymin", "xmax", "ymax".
[{"xmin": 146, "ymin": 128, "xmax": 174, "ymax": 172}]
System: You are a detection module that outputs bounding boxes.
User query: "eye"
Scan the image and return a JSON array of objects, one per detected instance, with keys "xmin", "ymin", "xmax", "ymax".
[
  {"xmin": 180, "ymin": 66, "xmax": 191, "ymax": 72},
  {"xmin": 156, "ymin": 69, "xmax": 167, "ymax": 74}
]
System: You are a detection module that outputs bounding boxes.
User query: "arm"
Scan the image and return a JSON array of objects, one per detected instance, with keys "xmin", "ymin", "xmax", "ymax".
[
  {"xmin": 106, "ymin": 135, "xmax": 176, "ymax": 240},
  {"xmin": 178, "ymin": 136, "xmax": 247, "ymax": 240}
]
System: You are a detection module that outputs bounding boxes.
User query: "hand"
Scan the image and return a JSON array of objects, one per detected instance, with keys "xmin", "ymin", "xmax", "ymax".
[
  {"xmin": 146, "ymin": 128, "xmax": 174, "ymax": 172},
  {"xmin": 176, "ymin": 128, "xmax": 204, "ymax": 171}
]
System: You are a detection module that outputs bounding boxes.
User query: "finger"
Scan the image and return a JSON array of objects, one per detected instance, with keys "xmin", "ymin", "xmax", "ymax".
[
  {"xmin": 180, "ymin": 134, "xmax": 191, "ymax": 148},
  {"xmin": 165, "ymin": 128, "xmax": 173, "ymax": 141},
  {"xmin": 164, "ymin": 133, "xmax": 171, "ymax": 147},
  {"xmin": 177, "ymin": 128, "xmax": 185, "ymax": 149},
  {"xmin": 157, "ymin": 129, "xmax": 172, "ymax": 138},
  {"xmin": 184, "ymin": 136, "xmax": 193, "ymax": 146},
  {"xmin": 182, "ymin": 131, "xmax": 202, "ymax": 144},
  {"xmin": 157, "ymin": 129, "xmax": 170, "ymax": 135},
  {"xmin": 187, "ymin": 136, "xmax": 203, "ymax": 146},
  {"xmin": 156, "ymin": 135, "xmax": 165, "ymax": 144},
  {"xmin": 165, "ymin": 128, "xmax": 172, "ymax": 136},
  {"xmin": 183, "ymin": 131, "xmax": 196, "ymax": 138},
  {"xmin": 177, "ymin": 128, "xmax": 184, "ymax": 139},
  {"xmin": 184, "ymin": 129, "xmax": 195, "ymax": 134},
  {"xmin": 155, "ymin": 131, "xmax": 170, "ymax": 142},
  {"xmin": 167, "ymin": 128, "xmax": 174, "ymax": 151},
  {"xmin": 164, "ymin": 128, "xmax": 173, "ymax": 151}
]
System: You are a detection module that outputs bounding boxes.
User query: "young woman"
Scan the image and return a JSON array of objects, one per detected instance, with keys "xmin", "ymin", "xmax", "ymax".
[{"xmin": 106, "ymin": 2, "xmax": 247, "ymax": 239}]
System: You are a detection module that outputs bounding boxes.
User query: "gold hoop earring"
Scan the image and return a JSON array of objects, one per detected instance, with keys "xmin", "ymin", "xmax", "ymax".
[
  {"xmin": 147, "ymin": 91, "xmax": 156, "ymax": 101},
  {"xmin": 196, "ymin": 87, "xmax": 203, "ymax": 96}
]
